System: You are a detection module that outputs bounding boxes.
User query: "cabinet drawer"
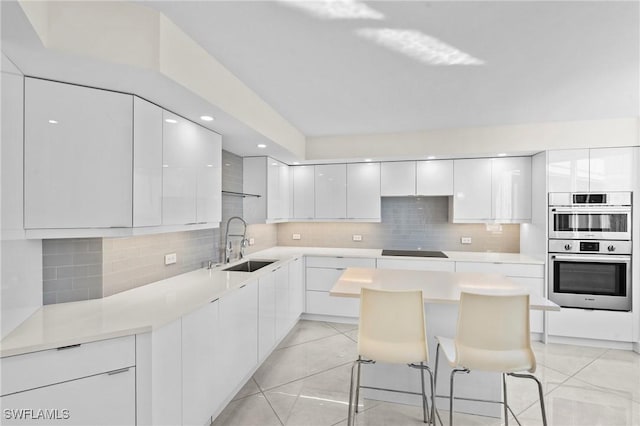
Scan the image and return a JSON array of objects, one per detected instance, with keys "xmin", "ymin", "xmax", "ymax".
[
  {"xmin": 548, "ymin": 309, "xmax": 633, "ymax": 341},
  {"xmin": 306, "ymin": 256, "xmax": 376, "ymax": 269},
  {"xmin": 455, "ymin": 261, "xmax": 543, "ymax": 278},
  {"xmin": 377, "ymin": 258, "xmax": 455, "ymax": 272},
  {"xmin": 306, "ymin": 291, "xmax": 360, "ymax": 317},
  {"xmin": 306, "ymin": 268, "xmax": 345, "ymax": 291},
  {"xmin": 1, "ymin": 335, "xmax": 135, "ymax": 396}
]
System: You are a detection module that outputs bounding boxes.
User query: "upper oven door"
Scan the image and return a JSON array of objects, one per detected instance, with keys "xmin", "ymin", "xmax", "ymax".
[{"xmin": 548, "ymin": 207, "xmax": 631, "ymax": 240}]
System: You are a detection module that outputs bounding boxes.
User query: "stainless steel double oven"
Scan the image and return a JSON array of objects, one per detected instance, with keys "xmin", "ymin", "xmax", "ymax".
[{"xmin": 548, "ymin": 192, "xmax": 632, "ymax": 311}]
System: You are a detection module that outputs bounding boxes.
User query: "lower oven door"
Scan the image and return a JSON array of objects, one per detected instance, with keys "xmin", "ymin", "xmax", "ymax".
[{"xmin": 549, "ymin": 254, "xmax": 631, "ymax": 311}]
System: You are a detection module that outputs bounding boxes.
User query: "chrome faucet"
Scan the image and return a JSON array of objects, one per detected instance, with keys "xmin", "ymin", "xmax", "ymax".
[{"xmin": 224, "ymin": 216, "xmax": 248, "ymax": 264}]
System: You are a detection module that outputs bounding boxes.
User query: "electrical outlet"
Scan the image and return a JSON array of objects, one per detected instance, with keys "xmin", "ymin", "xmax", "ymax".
[
  {"xmin": 292, "ymin": 233, "xmax": 301, "ymax": 240},
  {"xmin": 164, "ymin": 253, "xmax": 177, "ymax": 265},
  {"xmin": 249, "ymin": 238, "xmax": 255, "ymax": 246},
  {"xmin": 460, "ymin": 237, "xmax": 472, "ymax": 245},
  {"xmin": 352, "ymin": 234, "xmax": 362, "ymax": 242}
]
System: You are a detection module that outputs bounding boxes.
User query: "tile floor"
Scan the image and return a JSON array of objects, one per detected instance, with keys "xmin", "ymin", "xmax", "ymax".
[{"xmin": 212, "ymin": 320, "xmax": 640, "ymax": 426}]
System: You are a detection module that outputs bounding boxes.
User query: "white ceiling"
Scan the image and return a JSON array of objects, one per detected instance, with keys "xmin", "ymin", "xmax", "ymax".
[{"xmin": 2, "ymin": 1, "xmax": 639, "ymax": 160}]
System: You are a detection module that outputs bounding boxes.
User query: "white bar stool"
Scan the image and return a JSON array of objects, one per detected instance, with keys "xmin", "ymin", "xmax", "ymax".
[
  {"xmin": 434, "ymin": 292, "xmax": 547, "ymax": 426},
  {"xmin": 347, "ymin": 287, "xmax": 437, "ymax": 426}
]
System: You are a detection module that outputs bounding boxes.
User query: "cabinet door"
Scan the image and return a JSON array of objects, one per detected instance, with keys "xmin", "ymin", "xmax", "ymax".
[
  {"xmin": 243, "ymin": 157, "xmax": 267, "ymax": 224},
  {"xmin": 589, "ymin": 147, "xmax": 639, "ymax": 192},
  {"xmin": 315, "ymin": 164, "xmax": 347, "ymax": 219},
  {"xmin": 182, "ymin": 300, "xmax": 220, "ymax": 426},
  {"xmin": 1, "ymin": 368, "xmax": 135, "ymax": 426},
  {"xmin": 547, "ymin": 149, "xmax": 590, "ymax": 193},
  {"xmin": 24, "ymin": 78, "xmax": 133, "ymax": 229},
  {"xmin": 416, "ymin": 160, "xmax": 454, "ymax": 196},
  {"xmin": 258, "ymin": 272, "xmax": 276, "ymax": 361},
  {"xmin": 279, "ymin": 162, "xmax": 291, "ymax": 220},
  {"xmin": 288, "ymin": 257, "xmax": 305, "ymax": 323},
  {"xmin": 274, "ymin": 264, "xmax": 290, "ymax": 340},
  {"xmin": 133, "ymin": 97, "xmax": 163, "ymax": 227},
  {"xmin": 267, "ymin": 159, "xmax": 281, "ymax": 220},
  {"xmin": 491, "ymin": 157, "xmax": 531, "ymax": 221},
  {"xmin": 452, "ymin": 159, "xmax": 492, "ymax": 222},
  {"xmin": 219, "ymin": 280, "xmax": 258, "ymax": 389},
  {"xmin": 381, "ymin": 161, "xmax": 416, "ymax": 196},
  {"xmin": 347, "ymin": 163, "xmax": 381, "ymax": 220},
  {"xmin": 195, "ymin": 127, "xmax": 222, "ymax": 224},
  {"xmin": 162, "ymin": 111, "xmax": 197, "ymax": 225},
  {"xmin": 292, "ymin": 166, "xmax": 315, "ymax": 219}
]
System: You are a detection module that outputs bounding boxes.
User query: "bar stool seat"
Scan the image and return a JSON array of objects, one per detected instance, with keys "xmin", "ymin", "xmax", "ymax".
[
  {"xmin": 348, "ymin": 287, "xmax": 438, "ymax": 426},
  {"xmin": 434, "ymin": 292, "xmax": 547, "ymax": 426}
]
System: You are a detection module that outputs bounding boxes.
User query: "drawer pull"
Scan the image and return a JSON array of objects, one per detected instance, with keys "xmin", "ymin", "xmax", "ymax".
[
  {"xmin": 210, "ymin": 298, "xmax": 219, "ymax": 303},
  {"xmin": 57, "ymin": 344, "xmax": 81, "ymax": 351},
  {"xmin": 107, "ymin": 368, "xmax": 130, "ymax": 376},
  {"xmin": 240, "ymin": 285, "xmax": 247, "ymax": 289},
  {"xmin": 336, "ymin": 268, "xmax": 345, "ymax": 271}
]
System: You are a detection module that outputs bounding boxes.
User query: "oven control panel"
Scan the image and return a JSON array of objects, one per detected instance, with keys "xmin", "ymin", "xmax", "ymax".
[{"xmin": 549, "ymin": 239, "xmax": 632, "ymax": 255}]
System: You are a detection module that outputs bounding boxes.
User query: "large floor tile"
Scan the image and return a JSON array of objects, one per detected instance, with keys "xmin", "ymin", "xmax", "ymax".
[
  {"xmin": 572, "ymin": 349, "xmax": 640, "ymax": 403},
  {"xmin": 531, "ymin": 341, "xmax": 607, "ymax": 376},
  {"xmin": 326, "ymin": 321, "xmax": 358, "ymax": 333},
  {"xmin": 232, "ymin": 378, "xmax": 262, "ymax": 401},
  {"xmin": 254, "ymin": 333, "xmax": 357, "ymax": 391},
  {"xmin": 518, "ymin": 378, "xmax": 640, "ymax": 426},
  {"xmin": 278, "ymin": 320, "xmax": 341, "ymax": 349},
  {"xmin": 344, "ymin": 329, "xmax": 358, "ymax": 343},
  {"xmin": 211, "ymin": 393, "xmax": 282, "ymax": 426},
  {"xmin": 264, "ymin": 363, "xmax": 380, "ymax": 426},
  {"xmin": 505, "ymin": 364, "xmax": 570, "ymax": 415}
]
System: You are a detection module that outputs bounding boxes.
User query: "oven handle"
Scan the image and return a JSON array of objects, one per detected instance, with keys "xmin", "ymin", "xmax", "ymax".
[
  {"xmin": 551, "ymin": 254, "xmax": 631, "ymax": 262},
  {"xmin": 550, "ymin": 207, "xmax": 631, "ymax": 213}
]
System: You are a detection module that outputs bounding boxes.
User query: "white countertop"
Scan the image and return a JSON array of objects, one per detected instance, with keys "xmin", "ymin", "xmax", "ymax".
[
  {"xmin": 330, "ymin": 267, "xmax": 559, "ymax": 311},
  {"xmin": 0, "ymin": 246, "xmax": 545, "ymax": 357}
]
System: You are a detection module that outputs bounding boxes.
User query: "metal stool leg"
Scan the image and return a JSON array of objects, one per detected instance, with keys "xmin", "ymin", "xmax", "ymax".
[
  {"xmin": 420, "ymin": 362, "xmax": 428, "ymax": 423},
  {"xmin": 503, "ymin": 373, "xmax": 509, "ymax": 426},
  {"xmin": 449, "ymin": 368, "xmax": 470, "ymax": 426},
  {"xmin": 509, "ymin": 373, "xmax": 547, "ymax": 426},
  {"xmin": 355, "ymin": 357, "xmax": 362, "ymax": 413},
  {"xmin": 347, "ymin": 360, "xmax": 359, "ymax": 426}
]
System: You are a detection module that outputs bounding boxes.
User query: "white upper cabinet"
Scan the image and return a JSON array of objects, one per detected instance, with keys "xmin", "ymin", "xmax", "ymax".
[
  {"xmin": 452, "ymin": 158, "xmax": 493, "ymax": 222},
  {"xmin": 491, "ymin": 157, "xmax": 531, "ymax": 221},
  {"xmin": 381, "ymin": 161, "xmax": 416, "ymax": 196},
  {"xmin": 416, "ymin": 160, "xmax": 454, "ymax": 196},
  {"xmin": 244, "ymin": 157, "xmax": 290, "ymax": 224},
  {"xmin": 267, "ymin": 159, "xmax": 290, "ymax": 222},
  {"xmin": 547, "ymin": 149, "xmax": 590, "ymax": 193},
  {"xmin": 133, "ymin": 97, "xmax": 163, "ymax": 227},
  {"xmin": 315, "ymin": 164, "xmax": 347, "ymax": 219},
  {"xmin": 346, "ymin": 163, "xmax": 381, "ymax": 220},
  {"xmin": 292, "ymin": 165, "xmax": 315, "ymax": 219},
  {"xmin": 162, "ymin": 111, "xmax": 221, "ymax": 226},
  {"xmin": 24, "ymin": 78, "xmax": 133, "ymax": 229},
  {"xmin": 588, "ymin": 147, "xmax": 639, "ymax": 192}
]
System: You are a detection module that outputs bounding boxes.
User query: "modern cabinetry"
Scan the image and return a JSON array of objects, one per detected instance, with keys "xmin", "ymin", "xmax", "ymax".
[
  {"xmin": 292, "ymin": 166, "xmax": 315, "ymax": 219},
  {"xmin": 452, "ymin": 157, "xmax": 531, "ymax": 223},
  {"xmin": 258, "ymin": 271, "xmax": 277, "ymax": 361},
  {"xmin": 274, "ymin": 264, "xmax": 291, "ymax": 340},
  {"xmin": 288, "ymin": 256, "xmax": 305, "ymax": 322},
  {"xmin": 315, "ymin": 164, "xmax": 347, "ymax": 219},
  {"xmin": 547, "ymin": 309, "xmax": 633, "ymax": 342},
  {"xmin": 381, "ymin": 161, "xmax": 416, "ymax": 196},
  {"xmin": 24, "ymin": 77, "xmax": 133, "ymax": 230},
  {"xmin": 377, "ymin": 258, "xmax": 455, "ymax": 272},
  {"xmin": 416, "ymin": 160, "xmax": 454, "ymax": 196},
  {"xmin": 1, "ymin": 336, "xmax": 136, "ymax": 426},
  {"xmin": 455, "ymin": 262, "xmax": 544, "ymax": 333},
  {"xmin": 244, "ymin": 157, "xmax": 290, "ymax": 223},
  {"xmin": 162, "ymin": 111, "xmax": 221, "ymax": 226},
  {"xmin": 547, "ymin": 147, "xmax": 638, "ymax": 193},
  {"xmin": 305, "ymin": 256, "xmax": 376, "ymax": 317},
  {"xmin": 346, "ymin": 162, "xmax": 381, "ymax": 220}
]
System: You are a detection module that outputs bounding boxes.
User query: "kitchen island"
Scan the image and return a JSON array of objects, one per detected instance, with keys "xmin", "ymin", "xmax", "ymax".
[{"xmin": 330, "ymin": 267, "xmax": 559, "ymax": 417}]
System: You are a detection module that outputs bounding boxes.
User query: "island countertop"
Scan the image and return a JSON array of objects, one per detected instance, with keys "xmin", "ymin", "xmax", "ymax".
[{"xmin": 330, "ymin": 267, "xmax": 560, "ymax": 311}]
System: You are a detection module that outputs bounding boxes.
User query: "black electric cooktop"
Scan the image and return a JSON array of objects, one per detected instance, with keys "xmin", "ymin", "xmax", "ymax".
[{"xmin": 381, "ymin": 250, "xmax": 448, "ymax": 258}]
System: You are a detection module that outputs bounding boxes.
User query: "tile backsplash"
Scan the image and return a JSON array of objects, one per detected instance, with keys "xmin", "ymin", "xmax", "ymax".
[{"xmin": 278, "ymin": 197, "xmax": 520, "ymax": 252}]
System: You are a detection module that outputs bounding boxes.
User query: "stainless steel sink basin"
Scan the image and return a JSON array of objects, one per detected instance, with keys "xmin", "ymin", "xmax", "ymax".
[{"xmin": 222, "ymin": 260, "xmax": 276, "ymax": 272}]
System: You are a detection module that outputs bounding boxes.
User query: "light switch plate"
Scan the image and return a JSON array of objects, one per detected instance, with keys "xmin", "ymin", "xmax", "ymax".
[
  {"xmin": 460, "ymin": 237, "xmax": 472, "ymax": 244},
  {"xmin": 292, "ymin": 233, "xmax": 301, "ymax": 240},
  {"xmin": 164, "ymin": 253, "xmax": 177, "ymax": 265},
  {"xmin": 352, "ymin": 234, "xmax": 362, "ymax": 242},
  {"xmin": 249, "ymin": 238, "xmax": 255, "ymax": 246}
]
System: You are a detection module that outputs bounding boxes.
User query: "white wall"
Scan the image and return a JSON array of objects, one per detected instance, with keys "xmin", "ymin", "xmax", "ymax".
[
  {"xmin": 1, "ymin": 53, "xmax": 42, "ymax": 338},
  {"xmin": 306, "ymin": 118, "xmax": 639, "ymax": 161}
]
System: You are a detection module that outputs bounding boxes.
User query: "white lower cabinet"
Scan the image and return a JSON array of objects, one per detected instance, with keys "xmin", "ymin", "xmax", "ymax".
[
  {"xmin": 454, "ymin": 261, "xmax": 544, "ymax": 333},
  {"xmin": 182, "ymin": 300, "xmax": 221, "ymax": 426},
  {"xmin": 548, "ymin": 309, "xmax": 633, "ymax": 342},
  {"xmin": 258, "ymin": 272, "xmax": 277, "ymax": 361},
  {"xmin": 274, "ymin": 264, "xmax": 291, "ymax": 340},
  {"xmin": 305, "ymin": 257, "xmax": 375, "ymax": 317},
  {"xmin": 1, "ymin": 336, "xmax": 136, "ymax": 426},
  {"xmin": 288, "ymin": 257, "xmax": 305, "ymax": 324}
]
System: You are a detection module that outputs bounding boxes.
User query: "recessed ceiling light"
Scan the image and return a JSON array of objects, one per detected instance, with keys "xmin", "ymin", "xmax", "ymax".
[
  {"xmin": 497, "ymin": 153, "xmax": 507, "ymax": 157},
  {"xmin": 162, "ymin": 164, "xmax": 169, "ymax": 168},
  {"xmin": 165, "ymin": 118, "xmax": 177, "ymax": 124},
  {"xmin": 279, "ymin": 0, "xmax": 384, "ymax": 20},
  {"xmin": 292, "ymin": 162, "xmax": 300, "ymax": 165},
  {"xmin": 48, "ymin": 120, "xmax": 58, "ymax": 124},
  {"xmin": 427, "ymin": 156, "xmax": 436, "ymax": 160},
  {"xmin": 364, "ymin": 158, "xmax": 372, "ymax": 162},
  {"xmin": 356, "ymin": 28, "xmax": 484, "ymax": 66},
  {"xmin": 224, "ymin": 163, "xmax": 231, "ymax": 167},
  {"xmin": 200, "ymin": 115, "xmax": 214, "ymax": 122},
  {"xmin": 257, "ymin": 144, "xmax": 267, "ymax": 149},
  {"xmin": 206, "ymin": 164, "xmax": 214, "ymax": 168},
  {"xmin": 272, "ymin": 162, "xmax": 278, "ymax": 166}
]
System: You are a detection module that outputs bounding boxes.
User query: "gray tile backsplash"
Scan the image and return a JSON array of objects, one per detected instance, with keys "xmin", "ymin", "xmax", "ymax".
[{"xmin": 42, "ymin": 238, "xmax": 103, "ymax": 305}]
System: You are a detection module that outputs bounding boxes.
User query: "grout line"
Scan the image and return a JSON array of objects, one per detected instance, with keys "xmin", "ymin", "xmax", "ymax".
[
  {"xmin": 257, "ymin": 360, "xmax": 356, "ymax": 393},
  {"xmin": 260, "ymin": 384, "xmax": 285, "ymax": 426}
]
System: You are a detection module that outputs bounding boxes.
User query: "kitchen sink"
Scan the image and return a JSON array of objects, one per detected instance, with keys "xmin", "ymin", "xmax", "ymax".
[{"xmin": 222, "ymin": 260, "xmax": 277, "ymax": 272}]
